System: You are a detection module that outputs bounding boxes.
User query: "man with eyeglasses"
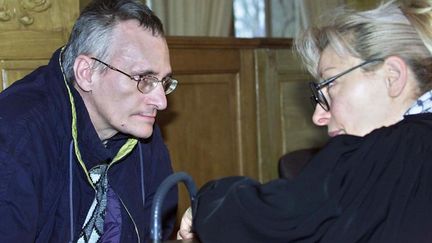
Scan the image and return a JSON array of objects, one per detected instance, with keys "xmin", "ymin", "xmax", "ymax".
[{"xmin": 0, "ymin": 0, "xmax": 178, "ymax": 242}]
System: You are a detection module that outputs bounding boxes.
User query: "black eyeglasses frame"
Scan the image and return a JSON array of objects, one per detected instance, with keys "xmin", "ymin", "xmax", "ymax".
[{"xmin": 309, "ymin": 58, "xmax": 383, "ymax": 111}]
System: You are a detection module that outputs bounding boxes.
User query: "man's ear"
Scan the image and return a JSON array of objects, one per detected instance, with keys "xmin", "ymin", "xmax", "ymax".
[
  {"xmin": 73, "ymin": 55, "xmax": 94, "ymax": 92},
  {"xmin": 384, "ymin": 56, "xmax": 408, "ymax": 97}
]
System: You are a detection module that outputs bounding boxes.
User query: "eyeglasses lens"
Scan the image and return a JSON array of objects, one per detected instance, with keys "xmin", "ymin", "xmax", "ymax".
[
  {"xmin": 309, "ymin": 82, "xmax": 329, "ymax": 111},
  {"xmin": 138, "ymin": 77, "xmax": 178, "ymax": 95}
]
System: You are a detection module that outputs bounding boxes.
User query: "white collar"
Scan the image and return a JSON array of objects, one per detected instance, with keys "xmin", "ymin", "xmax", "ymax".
[{"xmin": 404, "ymin": 90, "xmax": 432, "ymax": 115}]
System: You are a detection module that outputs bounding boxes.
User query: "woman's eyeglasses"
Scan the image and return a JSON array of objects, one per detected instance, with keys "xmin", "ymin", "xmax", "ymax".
[{"xmin": 309, "ymin": 58, "xmax": 383, "ymax": 111}]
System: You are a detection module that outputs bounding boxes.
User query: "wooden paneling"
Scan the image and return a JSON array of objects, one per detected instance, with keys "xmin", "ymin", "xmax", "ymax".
[
  {"xmin": 276, "ymin": 50, "xmax": 328, "ymax": 152},
  {"xmin": 160, "ymin": 73, "xmax": 243, "ymax": 181},
  {"xmin": 255, "ymin": 48, "xmax": 328, "ymax": 181},
  {"xmin": 159, "ymin": 43, "xmax": 259, "ymax": 227},
  {"xmin": 0, "ymin": 59, "xmax": 49, "ymax": 90},
  {"xmin": 170, "ymin": 48, "xmax": 240, "ymax": 74},
  {"xmin": 0, "ymin": 30, "xmax": 66, "ymax": 60},
  {"xmin": 0, "ymin": 0, "xmax": 78, "ymax": 82}
]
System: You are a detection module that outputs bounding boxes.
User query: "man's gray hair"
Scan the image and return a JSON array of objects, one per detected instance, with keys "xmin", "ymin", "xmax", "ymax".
[{"xmin": 62, "ymin": 0, "xmax": 164, "ymax": 83}]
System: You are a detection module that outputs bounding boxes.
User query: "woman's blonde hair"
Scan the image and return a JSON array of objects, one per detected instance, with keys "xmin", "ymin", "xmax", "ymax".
[{"xmin": 295, "ymin": 0, "xmax": 432, "ymax": 94}]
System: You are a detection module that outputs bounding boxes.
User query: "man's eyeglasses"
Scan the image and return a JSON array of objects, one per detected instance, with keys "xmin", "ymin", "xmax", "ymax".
[
  {"xmin": 91, "ymin": 57, "xmax": 178, "ymax": 95},
  {"xmin": 309, "ymin": 58, "xmax": 383, "ymax": 111}
]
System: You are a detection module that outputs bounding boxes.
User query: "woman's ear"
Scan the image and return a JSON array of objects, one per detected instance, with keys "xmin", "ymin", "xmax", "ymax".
[
  {"xmin": 384, "ymin": 56, "xmax": 408, "ymax": 97},
  {"xmin": 73, "ymin": 55, "xmax": 94, "ymax": 92}
]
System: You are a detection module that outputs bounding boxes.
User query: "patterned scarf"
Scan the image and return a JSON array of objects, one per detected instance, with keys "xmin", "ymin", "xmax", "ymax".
[{"xmin": 78, "ymin": 164, "xmax": 109, "ymax": 243}]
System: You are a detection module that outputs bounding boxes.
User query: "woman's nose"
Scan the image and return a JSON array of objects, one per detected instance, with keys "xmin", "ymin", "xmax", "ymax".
[{"xmin": 312, "ymin": 104, "xmax": 331, "ymax": 126}]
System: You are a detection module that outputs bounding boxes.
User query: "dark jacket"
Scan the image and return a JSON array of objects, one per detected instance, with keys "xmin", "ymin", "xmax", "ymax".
[
  {"xmin": 193, "ymin": 113, "xmax": 432, "ymax": 243},
  {"xmin": 0, "ymin": 49, "xmax": 177, "ymax": 242}
]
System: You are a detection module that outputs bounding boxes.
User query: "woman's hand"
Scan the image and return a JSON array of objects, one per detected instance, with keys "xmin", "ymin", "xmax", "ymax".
[{"xmin": 176, "ymin": 207, "xmax": 195, "ymax": 239}]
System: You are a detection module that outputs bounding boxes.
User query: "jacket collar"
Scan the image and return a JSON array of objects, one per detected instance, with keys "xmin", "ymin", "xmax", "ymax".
[
  {"xmin": 53, "ymin": 48, "xmax": 127, "ymax": 169},
  {"xmin": 69, "ymin": 85, "xmax": 114, "ymax": 169}
]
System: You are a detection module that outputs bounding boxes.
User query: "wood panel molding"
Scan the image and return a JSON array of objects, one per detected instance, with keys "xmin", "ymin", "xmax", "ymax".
[
  {"xmin": 0, "ymin": 59, "xmax": 48, "ymax": 90},
  {"xmin": 167, "ymin": 36, "xmax": 293, "ymax": 49},
  {"xmin": 0, "ymin": 0, "xmax": 78, "ymax": 59},
  {"xmin": 0, "ymin": 0, "xmax": 52, "ymax": 26}
]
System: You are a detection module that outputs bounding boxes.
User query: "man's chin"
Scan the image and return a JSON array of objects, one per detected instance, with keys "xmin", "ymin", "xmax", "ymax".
[
  {"xmin": 136, "ymin": 130, "xmax": 154, "ymax": 139},
  {"xmin": 127, "ymin": 126, "xmax": 154, "ymax": 139}
]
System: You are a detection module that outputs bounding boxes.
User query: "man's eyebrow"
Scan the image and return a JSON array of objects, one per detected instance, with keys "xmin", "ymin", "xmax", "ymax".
[
  {"xmin": 133, "ymin": 70, "xmax": 157, "ymax": 76},
  {"xmin": 135, "ymin": 70, "xmax": 174, "ymax": 78}
]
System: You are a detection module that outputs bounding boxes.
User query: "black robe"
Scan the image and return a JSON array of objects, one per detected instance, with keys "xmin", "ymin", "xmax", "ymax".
[{"xmin": 192, "ymin": 113, "xmax": 432, "ymax": 243}]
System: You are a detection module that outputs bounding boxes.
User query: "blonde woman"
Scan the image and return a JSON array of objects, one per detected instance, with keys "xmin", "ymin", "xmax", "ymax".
[{"xmin": 178, "ymin": 1, "xmax": 432, "ymax": 242}]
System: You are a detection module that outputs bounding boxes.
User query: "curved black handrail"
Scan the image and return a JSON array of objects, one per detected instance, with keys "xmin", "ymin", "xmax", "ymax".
[{"xmin": 150, "ymin": 172, "xmax": 197, "ymax": 243}]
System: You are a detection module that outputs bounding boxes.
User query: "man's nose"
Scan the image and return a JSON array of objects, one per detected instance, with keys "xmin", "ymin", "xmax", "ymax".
[{"xmin": 149, "ymin": 84, "xmax": 168, "ymax": 111}]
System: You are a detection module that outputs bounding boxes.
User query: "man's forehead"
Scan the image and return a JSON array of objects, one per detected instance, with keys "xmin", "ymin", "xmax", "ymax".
[
  {"xmin": 110, "ymin": 26, "xmax": 167, "ymax": 57},
  {"xmin": 113, "ymin": 19, "xmax": 160, "ymax": 39},
  {"xmin": 106, "ymin": 21, "xmax": 170, "ymax": 73}
]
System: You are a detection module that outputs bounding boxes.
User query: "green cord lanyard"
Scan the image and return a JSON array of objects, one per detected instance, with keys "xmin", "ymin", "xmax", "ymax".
[{"xmin": 59, "ymin": 49, "xmax": 138, "ymax": 188}]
